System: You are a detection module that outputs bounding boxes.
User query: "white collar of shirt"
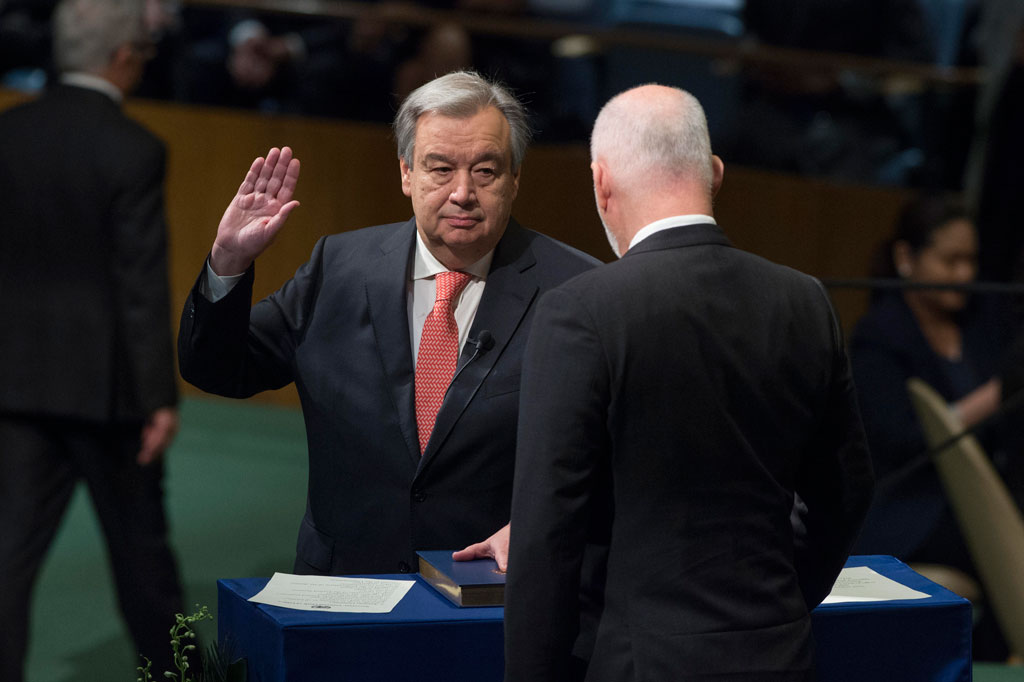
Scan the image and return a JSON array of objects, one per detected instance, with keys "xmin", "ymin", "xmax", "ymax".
[
  {"xmin": 628, "ymin": 214, "xmax": 716, "ymax": 252},
  {"xmin": 409, "ymin": 229, "xmax": 494, "ymax": 361},
  {"xmin": 412, "ymin": 229, "xmax": 493, "ymax": 282},
  {"xmin": 60, "ymin": 72, "xmax": 124, "ymax": 103}
]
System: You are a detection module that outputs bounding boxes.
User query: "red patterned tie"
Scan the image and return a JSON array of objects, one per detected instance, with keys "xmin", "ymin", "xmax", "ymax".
[{"xmin": 415, "ymin": 270, "xmax": 473, "ymax": 454}]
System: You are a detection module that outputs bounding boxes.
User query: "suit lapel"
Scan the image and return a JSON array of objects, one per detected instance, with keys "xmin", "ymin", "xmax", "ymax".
[
  {"xmin": 364, "ymin": 219, "xmax": 421, "ymax": 466},
  {"xmin": 418, "ymin": 220, "xmax": 538, "ymax": 474}
]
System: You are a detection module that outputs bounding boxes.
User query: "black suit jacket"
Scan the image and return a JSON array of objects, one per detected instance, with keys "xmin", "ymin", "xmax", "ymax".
[
  {"xmin": 0, "ymin": 84, "xmax": 177, "ymax": 422},
  {"xmin": 505, "ymin": 223, "xmax": 874, "ymax": 681},
  {"xmin": 178, "ymin": 218, "xmax": 599, "ymax": 574}
]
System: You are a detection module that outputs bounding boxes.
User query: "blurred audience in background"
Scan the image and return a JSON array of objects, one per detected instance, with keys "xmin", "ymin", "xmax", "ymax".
[
  {"xmin": 731, "ymin": 0, "xmax": 935, "ymax": 185},
  {"xmin": 0, "ymin": 0, "xmax": 58, "ymax": 86},
  {"xmin": 179, "ymin": 9, "xmax": 355, "ymax": 115},
  {"xmin": 849, "ymin": 194, "xmax": 1024, "ymax": 660},
  {"xmin": 0, "ymin": 0, "xmax": 993, "ymax": 191}
]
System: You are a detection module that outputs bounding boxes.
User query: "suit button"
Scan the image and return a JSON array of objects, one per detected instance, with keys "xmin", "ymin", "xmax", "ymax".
[
  {"xmin": 412, "ymin": 491, "xmax": 426, "ymax": 503},
  {"xmin": 398, "ymin": 561, "xmax": 412, "ymax": 573}
]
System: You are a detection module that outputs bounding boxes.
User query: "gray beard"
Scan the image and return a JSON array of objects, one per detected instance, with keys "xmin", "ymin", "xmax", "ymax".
[
  {"xmin": 602, "ymin": 217, "xmax": 621, "ymax": 259},
  {"xmin": 594, "ymin": 189, "xmax": 621, "ymax": 258}
]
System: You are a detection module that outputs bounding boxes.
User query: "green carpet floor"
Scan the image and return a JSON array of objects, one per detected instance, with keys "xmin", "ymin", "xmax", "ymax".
[
  {"xmin": 22, "ymin": 397, "xmax": 1024, "ymax": 681},
  {"xmin": 25, "ymin": 397, "xmax": 308, "ymax": 682}
]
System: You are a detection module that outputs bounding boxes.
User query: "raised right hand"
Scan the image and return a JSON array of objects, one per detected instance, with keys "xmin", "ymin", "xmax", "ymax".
[{"xmin": 210, "ymin": 146, "xmax": 301, "ymax": 275}]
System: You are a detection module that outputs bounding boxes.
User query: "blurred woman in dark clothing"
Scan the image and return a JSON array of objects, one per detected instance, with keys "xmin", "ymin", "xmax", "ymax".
[{"xmin": 851, "ymin": 194, "xmax": 1022, "ymax": 659}]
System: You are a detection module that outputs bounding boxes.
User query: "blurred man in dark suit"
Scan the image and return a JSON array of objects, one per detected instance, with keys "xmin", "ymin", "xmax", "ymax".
[
  {"xmin": 505, "ymin": 84, "xmax": 874, "ymax": 681},
  {"xmin": 0, "ymin": 0, "xmax": 183, "ymax": 678}
]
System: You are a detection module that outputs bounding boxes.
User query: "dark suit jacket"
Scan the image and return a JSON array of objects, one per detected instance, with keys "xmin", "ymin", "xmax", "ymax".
[
  {"xmin": 178, "ymin": 218, "xmax": 599, "ymax": 575},
  {"xmin": 505, "ymin": 223, "xmax": 874, "ymax": 681},
  {"xmin": 0, "ymin": 84, "xmax": 178, "ymax": 422}
]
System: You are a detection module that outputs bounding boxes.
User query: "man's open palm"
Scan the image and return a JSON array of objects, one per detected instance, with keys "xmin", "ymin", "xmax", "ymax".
[{"xmin": 211, "ymin": 146, "xmax": 301, "ymax": 275}]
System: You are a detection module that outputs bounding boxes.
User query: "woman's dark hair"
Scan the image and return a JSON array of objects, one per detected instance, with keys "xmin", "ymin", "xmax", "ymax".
[
  {"xmin": 895, "ymin": 194, "xmax": 971, "ymax": 254},
  {"xmin": 869, "ymin": 194, "xmax": 971, "ymax": 279}
]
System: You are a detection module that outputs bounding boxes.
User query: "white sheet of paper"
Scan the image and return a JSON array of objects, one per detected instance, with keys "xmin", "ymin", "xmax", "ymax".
[
  {"xmin": 248, "ymin": 572, "xmax": 416, "ymax": 613},
  {"xmin": 821, "ymin": 566, "xmax": 930, "ymax": 604}
]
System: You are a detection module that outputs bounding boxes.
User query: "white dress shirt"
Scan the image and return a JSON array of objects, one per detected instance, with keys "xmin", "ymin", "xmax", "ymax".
[
  {"xmin": 628, "ymin": 214, "xmax": 717, "ymax": 252},
  {"xmin": 60, "ymin": 72, "xmax": 123, "ymax": 103},
  {"xmin": 408, "ymin": 230, "xmax": 492, "ymax": 359}
]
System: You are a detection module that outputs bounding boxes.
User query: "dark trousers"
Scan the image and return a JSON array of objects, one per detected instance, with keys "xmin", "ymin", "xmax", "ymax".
[{"xmin": 0, "ymin": 415, "xmax": 184, "ymax": 680}]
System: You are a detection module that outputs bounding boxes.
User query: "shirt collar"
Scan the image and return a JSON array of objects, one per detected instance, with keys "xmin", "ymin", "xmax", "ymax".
[
  {"xmin": 60, "ymin": 72, "xmax": 124, "ymax": 103},
  {"xmin": 629, "ymin": 214, "xmax": 716, "ymax": 252},
  {"xmin": 412, "ymin": 228, "xmax": 493, "ymax": 281}
]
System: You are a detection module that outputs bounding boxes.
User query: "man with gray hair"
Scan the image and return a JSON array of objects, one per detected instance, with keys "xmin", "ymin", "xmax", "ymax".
[
  {"xmin": 504, "ymin": 84, "xmax": 874, "ymax": 681},
  {"xmin": 178, "ymin": 71, "xmax": 599, "ymax": 577},
  {"xmin": 0, "ymin": 0, "xmax": 183, "ymax": 678}
]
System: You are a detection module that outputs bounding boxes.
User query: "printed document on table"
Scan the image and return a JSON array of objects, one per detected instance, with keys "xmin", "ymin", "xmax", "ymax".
[
  {"xmin": 249, "ymin": 573, "xmax": 415, "ymax": 613},
  {"xmin": 821, "ymin": 566, "xmax": 930, "ymax": 604}
]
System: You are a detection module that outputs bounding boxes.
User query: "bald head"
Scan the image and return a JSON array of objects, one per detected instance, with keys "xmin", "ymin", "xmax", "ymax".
[
  {"xmin": 591, "ymin": 85, "xmax": 714, "ymax": 195},
  {"xmin": 589, "ymin": 85, "xmax": 722, "ymax": 256}
]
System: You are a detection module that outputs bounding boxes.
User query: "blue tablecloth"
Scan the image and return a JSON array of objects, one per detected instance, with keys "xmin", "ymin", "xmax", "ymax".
[
  {"xmin": 813, "ymin": 555, "xmax": 971, "ymax": 682},
  {"xmin": 218, "ymin": 555, "xmax": 970, "ymax": 682}
]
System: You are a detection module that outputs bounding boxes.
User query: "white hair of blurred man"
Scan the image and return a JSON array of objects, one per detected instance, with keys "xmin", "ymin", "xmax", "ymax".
[{"xmin": 53, "ymin": 0, "xmax": 147, "ymax": 74}]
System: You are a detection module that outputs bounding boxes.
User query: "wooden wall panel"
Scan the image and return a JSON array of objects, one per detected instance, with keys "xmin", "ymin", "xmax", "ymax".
[{"xmin": 715, "ymin": 167, "xmax": 909, "ymax": 330}]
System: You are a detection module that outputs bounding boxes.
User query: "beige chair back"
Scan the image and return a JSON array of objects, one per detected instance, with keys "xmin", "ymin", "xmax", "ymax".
[{"xmin": 907, "ymin": 377, "xmax": 1024, "ymax": 656}]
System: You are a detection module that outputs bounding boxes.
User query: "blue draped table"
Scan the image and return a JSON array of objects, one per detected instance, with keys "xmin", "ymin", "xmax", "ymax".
[{"xmin": 217, "ymin": 555, "xmax": 971, "ymax": 682}]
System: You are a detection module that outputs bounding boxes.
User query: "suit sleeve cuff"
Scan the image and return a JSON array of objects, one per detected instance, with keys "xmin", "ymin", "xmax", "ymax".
[{"xmin": 202, "ymin": 260, "xmax": 245, "ymax": 302}]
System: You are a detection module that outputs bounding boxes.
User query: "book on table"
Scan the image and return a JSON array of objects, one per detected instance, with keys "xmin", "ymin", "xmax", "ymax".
[{"xmin": 416, "ymin": 550, "xmax": 505, "ymax": 607}]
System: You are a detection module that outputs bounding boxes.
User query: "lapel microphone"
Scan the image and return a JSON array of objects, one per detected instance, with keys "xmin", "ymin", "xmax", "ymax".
[
  {"xmin": 469, "ymin": 330, "xmax": 495, "ymax": 355},
  {"xmin": 445, "ymin": 330, "xmax": 495, "ymax": 396}
]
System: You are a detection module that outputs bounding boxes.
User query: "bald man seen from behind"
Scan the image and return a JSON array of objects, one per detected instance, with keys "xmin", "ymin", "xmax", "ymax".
[{"xmin": 504, "ymin": 85, "xmax": 875, "ymax": 682}]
